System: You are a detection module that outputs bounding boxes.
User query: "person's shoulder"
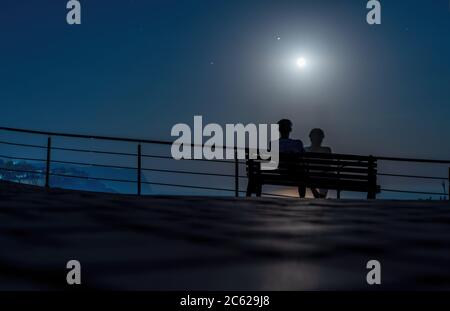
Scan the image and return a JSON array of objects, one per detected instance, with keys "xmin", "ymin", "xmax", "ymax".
[
  {"xmin": 281, "ymin": 138, "xmax": 303, "ymax": 145},
  {"xmin": 293, "ymin": 139, "xmax": 304, "ymax": 148},
  {"xmin": 294, "ymin": 140, "xmax": 304, "ymax": 152},
  {"xmin": 294, "ymin": 139, "xmax": 304, "ymax": 145}
]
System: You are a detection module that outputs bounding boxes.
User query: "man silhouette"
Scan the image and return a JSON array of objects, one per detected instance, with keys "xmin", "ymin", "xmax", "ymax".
[
  {"xmin": 277, "ymin": 119, "xmax": 304, "ymax": 154},
  {"xmin": 276, "ymin": 119, "xmax": 306, "ymax": 198}
]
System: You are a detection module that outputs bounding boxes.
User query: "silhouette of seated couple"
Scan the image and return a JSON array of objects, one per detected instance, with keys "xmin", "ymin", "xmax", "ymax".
[{"xmin": 277, "ymin": 119, "xmax": 332, "ymax": 199}]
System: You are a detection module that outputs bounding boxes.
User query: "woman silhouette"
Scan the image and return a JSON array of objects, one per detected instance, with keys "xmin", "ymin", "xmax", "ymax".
[{"xmin": 305, "ymin": 128, "xmax": 332, "ymax": 198}]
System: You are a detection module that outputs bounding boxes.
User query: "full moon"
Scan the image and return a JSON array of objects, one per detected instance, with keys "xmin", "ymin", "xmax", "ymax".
[{"xmin": 296, "ymin": 57, "xmax": 307, "ymax": 68}]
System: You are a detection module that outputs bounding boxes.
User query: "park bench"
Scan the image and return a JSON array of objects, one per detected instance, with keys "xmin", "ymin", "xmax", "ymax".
[{"xmin": 246, "ymin": 152, "xmax": 380, "ymax": 199}]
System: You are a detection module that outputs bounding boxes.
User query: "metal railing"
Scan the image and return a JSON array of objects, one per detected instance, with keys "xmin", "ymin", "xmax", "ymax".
[
  {"xmin": 0, "ymin": 126, "xmax": 449, "ymax": 199},
  {"xmin": 376, "ymin": 156, "xmax": 450, "ymax": 198}
]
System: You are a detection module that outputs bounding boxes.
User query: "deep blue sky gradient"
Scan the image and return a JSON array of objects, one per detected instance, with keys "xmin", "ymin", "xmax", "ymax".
[{"xmin": 1, "ymin": 0, "xmax": 449, "ymax": 161}]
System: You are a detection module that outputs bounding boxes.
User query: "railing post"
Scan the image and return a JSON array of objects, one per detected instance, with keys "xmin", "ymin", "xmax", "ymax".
[
  {"xmin": 337, "ymin": 157, "xmax": 341, "ymax": 199},
  {"xmin": 137, "ymin": 144, "xmax": 142, "ymax": 196},
  {"xmin": 235, "ymin": 149, "xmax": 239, "ymax": 198},
  {"xmin": 448, "ymin": 167, "xmax": 449, "ymax": 201},
  {"xmin": 367, "ymin": 155, "xmax": 376, "ymax": 200},
  {"xmin": 45, "ymin": 137, "xmax": 52, "ymax": 189}
]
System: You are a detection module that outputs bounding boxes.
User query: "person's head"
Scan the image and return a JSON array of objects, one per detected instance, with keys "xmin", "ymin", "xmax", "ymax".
[
  {"xmin": 309, "ymin": 128, "xmax": 325, "ymax": 146},
  {"xmin": 278, "ymin": 119, "xmax": 293, "ymax": 139}
]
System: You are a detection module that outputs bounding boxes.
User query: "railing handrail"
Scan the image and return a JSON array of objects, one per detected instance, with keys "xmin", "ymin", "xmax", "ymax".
[
  {"xmin": 0, "ymin": 126, "xmax": 249, "ymax": 152},
  {"xmin": 374, "ymin": 156, "xmax": 450, "ymax": 165},
  {"xmin": 0, "ymin": 126, "xmax": 173, "ymax": 146},
  {"xmin": 2, "ymin": 126, "xmax": 450, "ymax": 164}
]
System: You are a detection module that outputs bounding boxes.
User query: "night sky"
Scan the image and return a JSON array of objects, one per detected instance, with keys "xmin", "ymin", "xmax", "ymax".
[{"xmin": 1, "ymin": 0, "xmax": 449, "ymax": 197}]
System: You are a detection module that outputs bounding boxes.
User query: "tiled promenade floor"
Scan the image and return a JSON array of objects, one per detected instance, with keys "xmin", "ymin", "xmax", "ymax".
[{"xmin": 1, "ymin": 181, "xmax": 449, "ymax": 290}]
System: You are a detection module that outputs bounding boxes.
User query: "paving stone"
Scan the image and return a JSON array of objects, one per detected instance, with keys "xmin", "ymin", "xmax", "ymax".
[{"xmin": 0, "ymin": 181, "xmax": 449, "ymax": 290}]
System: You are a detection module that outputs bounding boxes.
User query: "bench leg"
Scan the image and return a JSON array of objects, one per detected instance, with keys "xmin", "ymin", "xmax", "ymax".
[
  {"xmin": 256, "ymin": 183, "xmax": 262, "ymax": 197},
  {"xmin": 298, "ymin": 185, "xmax": 306, "ymax": 198},
  {"xmin": 246, "ymin": 180, "xmax": 253, "ymax": 197},
  {"xmin": 247, "ymin": 179, "xmax": 261, "ymax": 197}
]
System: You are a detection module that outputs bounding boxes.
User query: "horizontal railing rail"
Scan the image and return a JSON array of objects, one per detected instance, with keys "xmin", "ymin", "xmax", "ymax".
[
  {"xmin": 378, "ymin": 173, "xmax": 447, "ymax": 181},
  {"xmin": 375, "ymin": 156, "xmax": 450, "ymax": 165},
  {"xmin": 0, "ymin": 126, "xmax": 174, "ymax": 146},
  {"xmin": 0, "ymin": 126, "xmax": 449, "ymax": 199}
]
